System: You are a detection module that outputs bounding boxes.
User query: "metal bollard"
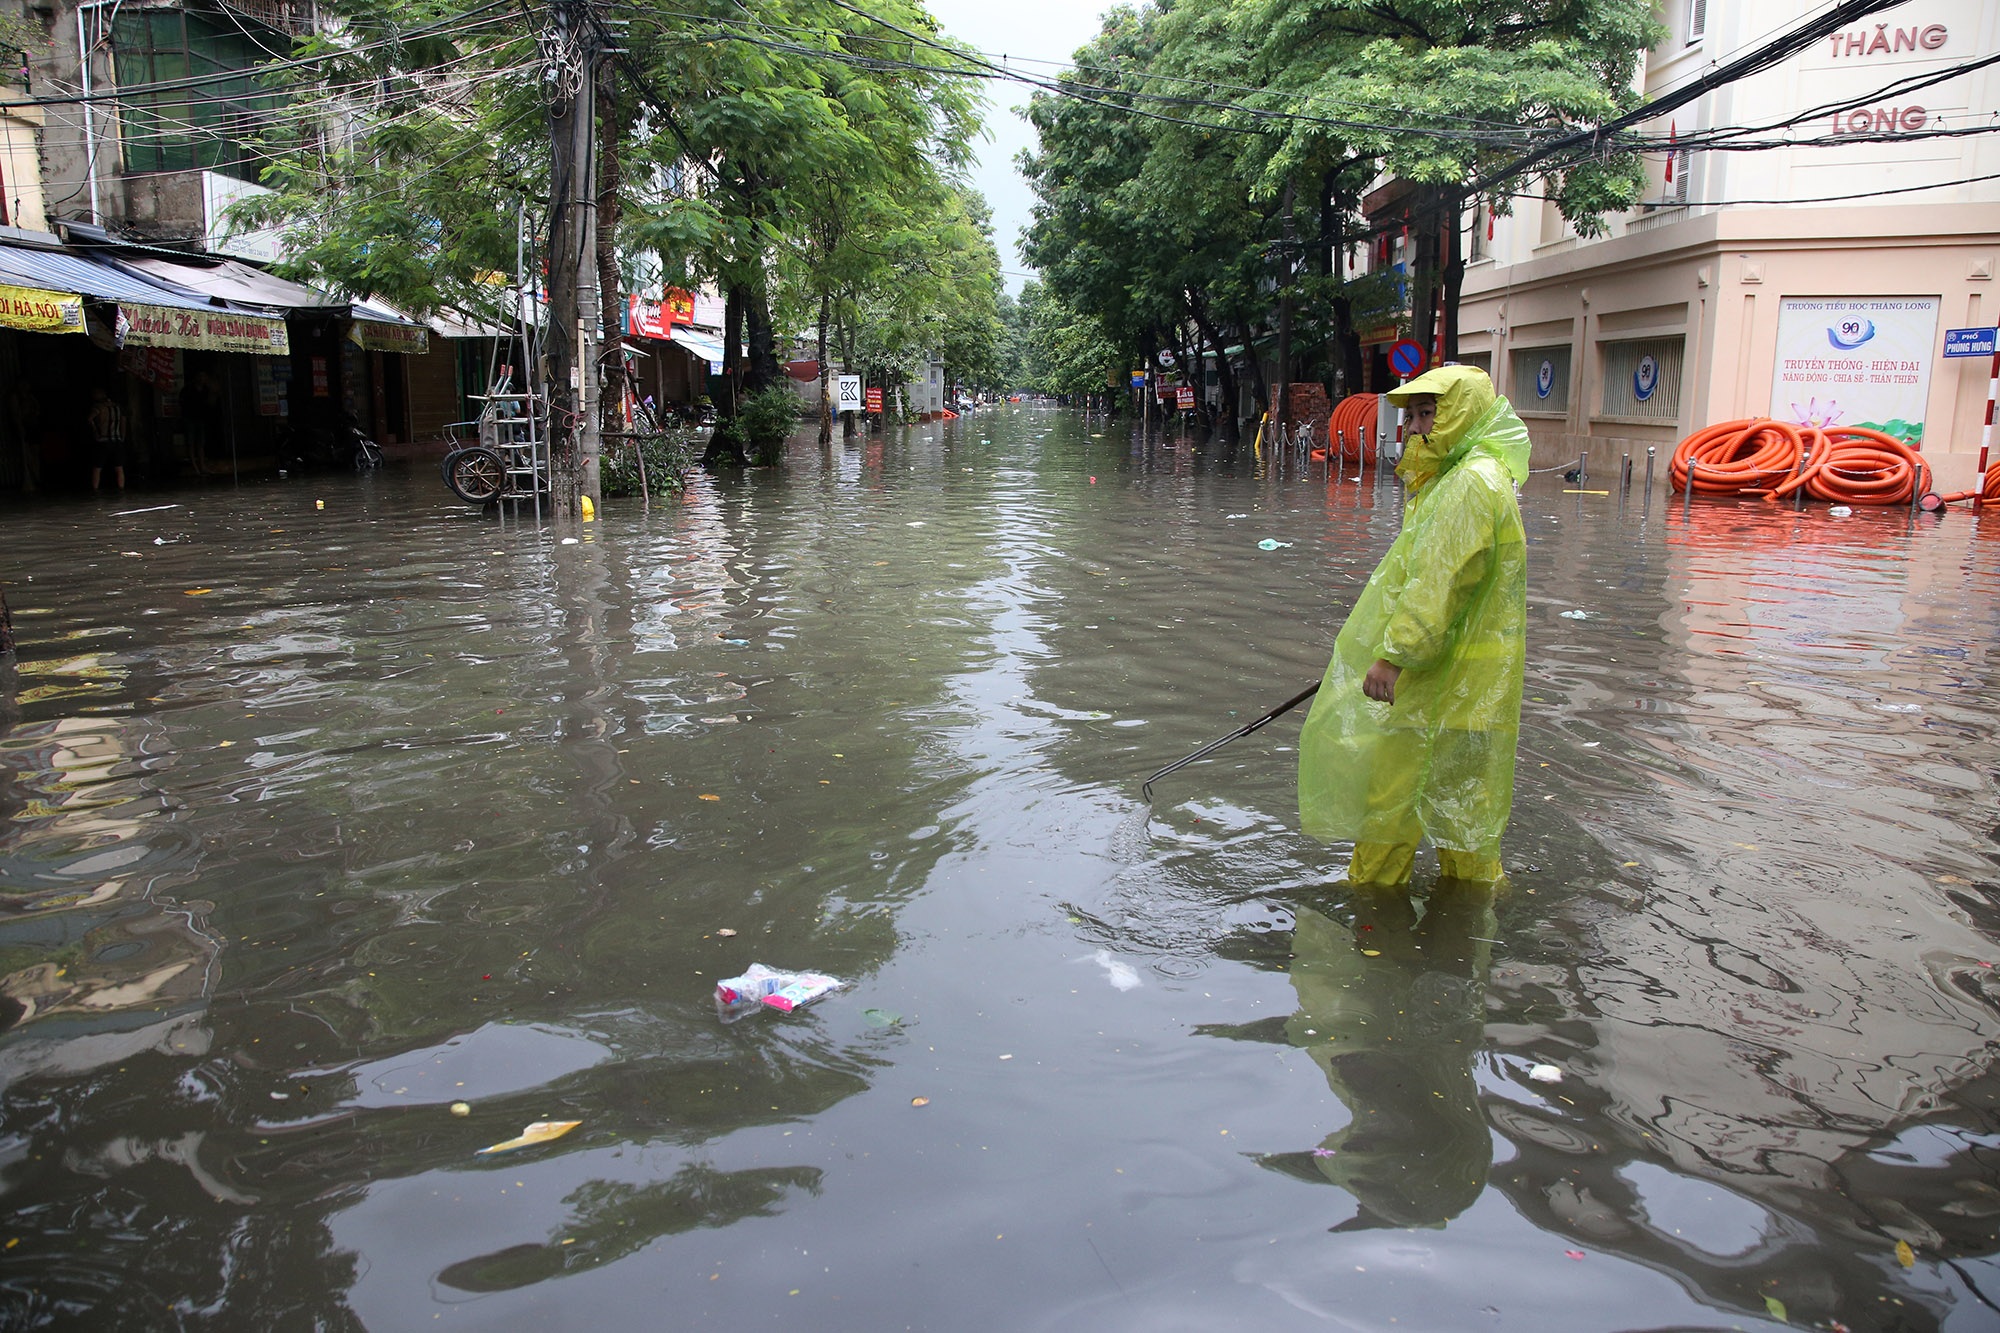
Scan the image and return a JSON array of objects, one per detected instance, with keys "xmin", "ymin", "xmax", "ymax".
[
  {"xmin": 1644, "ymin": 446, "xmax": 1655, "ymax": 504},
  {"xmin": 1578, "ymin": 451, "xmax": 1588, "ymax": 488},
  {"xmin": 1684, "ymin": 460, "xmax": 1696, "ymax": 519}
]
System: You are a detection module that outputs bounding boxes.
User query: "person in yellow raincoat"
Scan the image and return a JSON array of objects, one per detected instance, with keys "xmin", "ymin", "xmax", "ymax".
[{"xmin": 1297, "ymin": 364, "xmax": 1529, "ymax": 885}]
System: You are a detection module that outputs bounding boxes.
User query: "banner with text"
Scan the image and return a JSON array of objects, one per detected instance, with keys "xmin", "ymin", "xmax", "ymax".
[
  {"xmin": 1770, "ymin": 296, "xmax": 1940, "ymax": 445},
  {"xmin": 349, "ymin": 319, "xmax": 430, "ymax": 356},
  {"xmin": 0, "ymin": 283, "xmax": 85, "ymax": 335},
  {"xmin": 120, "ymin": 304, "xmax": 290, "ymax": 355}
]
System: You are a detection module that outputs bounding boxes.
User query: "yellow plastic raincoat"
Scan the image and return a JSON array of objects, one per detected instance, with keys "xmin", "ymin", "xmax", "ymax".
[{"xmin": 1297, "ymin": 365, "xmax": 1529, "ymax": 880}]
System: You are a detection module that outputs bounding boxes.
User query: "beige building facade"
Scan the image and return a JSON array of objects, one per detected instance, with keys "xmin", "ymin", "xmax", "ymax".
[
  {"xmin": 1451, "ymin": 0, "xmax": 1999, "ymax": 491},
  {"xmin": 1, "ymin": 51, "xmax": 47, "ymax": 234}
]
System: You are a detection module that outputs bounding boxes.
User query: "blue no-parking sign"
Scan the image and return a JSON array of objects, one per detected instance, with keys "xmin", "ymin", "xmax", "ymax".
[
  {"xmin": 1388, "ymin": 340, "xmax": 1426, "ymax": 378},
  {"xmin": 1943, "ymin": 327, "xmax": 1996, "ymax": 358}
]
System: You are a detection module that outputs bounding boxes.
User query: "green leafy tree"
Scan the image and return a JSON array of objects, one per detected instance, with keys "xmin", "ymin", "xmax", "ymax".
[{"xmin": 1022, "ymin": 0, "xmax": 1663, "ymax": 415}]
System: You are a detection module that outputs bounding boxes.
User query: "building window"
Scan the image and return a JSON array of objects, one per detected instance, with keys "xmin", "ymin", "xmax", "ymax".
[
  {"xmin": 1511, "ymin": 345, "xmax": 1570, "ymax": 412},
  {"xmin": 1687, "ymin": 0, "xmax": 1707, "ymax": 44},
  {"xmin": 1467, "ymin": 203, "xmax": 1487, "ymax": 262},
  {"xmin": 113, "ymin": 8, "xmax": 289, "ymax": 182},
  {"xmin": 1454, "ymin": 351, "xmax": 1493, "ymax": 377},
  {"xmin": 1600, "ymin": 337, "xmax": 1685, "ymax": 420},
  {"xmin": 1537, "ymin": 193, "xmax": 1569, "ymax": 246}
]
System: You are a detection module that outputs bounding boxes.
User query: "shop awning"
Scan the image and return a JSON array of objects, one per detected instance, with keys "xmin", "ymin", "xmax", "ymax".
[
  {"xmin": 334, "ymin": 295, "xmax": 429, "ymax": 354},
  {"xmin": 670, "ymin": 325, "xmax": 725, "ymax": 373},
  {"xmin": 0, "ymin": 240, "xmax": 288, "ymax": 352},
  {"xmin": 117, "ymin": 254, "xmax": 438, "ymax": 354},
  {"xmin": 0, "ymin": 280, "xmax": 85, "ymax": 335}
]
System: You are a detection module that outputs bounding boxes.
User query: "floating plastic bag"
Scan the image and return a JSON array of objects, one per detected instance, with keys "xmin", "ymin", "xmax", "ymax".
[{"xmin": 716, "ymin": 963, "xmax": 844, "ymax": 1022}]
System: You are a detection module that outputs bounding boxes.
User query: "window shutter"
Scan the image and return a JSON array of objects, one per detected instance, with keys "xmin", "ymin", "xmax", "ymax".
[{"xmin": 1688, "ymin": 0, "xmax": 1707, "ymax": 42}]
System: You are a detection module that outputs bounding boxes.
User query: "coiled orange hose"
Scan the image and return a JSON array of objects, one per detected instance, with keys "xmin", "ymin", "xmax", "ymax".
[
  {"xmin": 1323, "ymin": 393, "xmax": 1379, "ymax": 464},
  {"xmin": 1936, "ymin": 463, "xmax": 2000, "ymax": 505},
  {"xmin": 1768, "ymin": 427, "xmax": 1932, "ymax": 506},
  {"xmin": 1670, "ymin": 419, "xmax": 1805, "ymax": 495},
  {"xmin": 1671, "ymin": 419, "xmax": 1936, "ymax": 506}
]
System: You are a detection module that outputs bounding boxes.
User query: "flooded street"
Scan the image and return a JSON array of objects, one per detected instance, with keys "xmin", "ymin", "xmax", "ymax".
[{"xmin": 5, "ymin": 406, "xmax": 2000, "ymax": 1330}]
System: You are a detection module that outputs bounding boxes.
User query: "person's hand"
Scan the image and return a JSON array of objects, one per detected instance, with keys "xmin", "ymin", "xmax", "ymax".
[{"xmin": 1363, "ymin": 659, "xmax": 1401, "ymax": 704}]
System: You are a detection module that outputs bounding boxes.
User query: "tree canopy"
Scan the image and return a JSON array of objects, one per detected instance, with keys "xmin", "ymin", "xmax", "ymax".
[
  {"xmin": 1018, "ymin": 0, "xmax": 1663, "ymax": 430},
  {"xmin": 244, "ymin": 0, "xmax": 1000, "ymax": 436}
]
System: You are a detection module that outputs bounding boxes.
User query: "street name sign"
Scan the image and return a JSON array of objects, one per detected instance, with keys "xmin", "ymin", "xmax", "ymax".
[{"xmin": 1943, "ymin": 327, "xmax": 1996, "ymax": 358}]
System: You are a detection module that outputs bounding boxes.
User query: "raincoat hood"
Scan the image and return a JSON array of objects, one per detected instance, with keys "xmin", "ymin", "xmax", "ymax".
[{"xmin": 1386, "ymin": 365, "xmax": 1530, "ymax": 497}]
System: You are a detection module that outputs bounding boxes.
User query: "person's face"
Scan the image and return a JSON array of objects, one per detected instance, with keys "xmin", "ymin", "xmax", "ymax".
[{"xmin": 1406, "ymin": 394, "xmax": 1437, "ymax": 437}]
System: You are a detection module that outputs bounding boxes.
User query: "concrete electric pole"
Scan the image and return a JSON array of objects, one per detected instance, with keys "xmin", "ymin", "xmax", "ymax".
[{"xmin": 544, "ymin": 0, "xmax": 602, "ymax": 514}]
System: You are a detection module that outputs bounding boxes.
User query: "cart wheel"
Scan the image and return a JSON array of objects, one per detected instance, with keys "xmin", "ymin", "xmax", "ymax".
[{"xmin": 446, "ymin": 446, "xmax": 506, "ymax": 503}]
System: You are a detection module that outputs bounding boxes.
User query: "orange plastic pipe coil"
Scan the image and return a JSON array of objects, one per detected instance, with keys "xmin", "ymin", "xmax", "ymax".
[
  {"xmin": 1669, "ymin": 419, "xmax": 1805, "ymax": 496},
  {"xmin": 1768, "ymin": 426, "xmax": 1931, "ymax": 506},
  {"xmin": 1326, "ymin": 394, "xmax": 1379, "ymax": 465},
  {"xmin": 1936, "ymin": 463, "xmax": 2000, "ymax": 505}
]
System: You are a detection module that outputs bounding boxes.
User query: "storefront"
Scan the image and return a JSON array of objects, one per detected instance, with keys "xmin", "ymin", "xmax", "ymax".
[{"xmin": 0, "ymin": 238, "xmax": 289, "ymax": 489}]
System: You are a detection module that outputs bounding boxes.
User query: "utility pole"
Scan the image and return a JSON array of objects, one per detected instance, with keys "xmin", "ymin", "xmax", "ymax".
[{"xmin": 545, "ymin": 0, "xmax": 601, "ymax": 514}]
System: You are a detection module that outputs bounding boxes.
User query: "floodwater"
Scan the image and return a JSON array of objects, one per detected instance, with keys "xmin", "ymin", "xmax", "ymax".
[{"xmin": 3, "ymin": 408, "xmax": 1999, "ymax": 1332}]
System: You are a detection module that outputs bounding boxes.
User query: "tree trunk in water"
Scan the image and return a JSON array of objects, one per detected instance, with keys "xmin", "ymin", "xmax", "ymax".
[
  {"xmin": 1190, "ymin": 302, "xmax": 1238, "ymax": 442},
  {"xmin": 1409, "ymin": 188, "xmax": 1442, "ymax": 372},
  {"xmin": 744, "ymin": 276, "xmax": 781, "ymax": 394},
  {"xmin": 816, "ymin": 293, "xmax": 832, "ymax": 445},
  {"xmin": 595, "ymin": 61, "xmax": 626, "ymax": 441},
  {"xmin": 1275, "ymin": 180, "xmax": 1295, "ymax": 425},
  {"xmin": 1318, "ymin": 168, "xmax": 1341, "ymax": 400},
  {"xmin": 722, "ymin": 286, "xmax": 744, "ymax": 418},
  {"xmin": 1441, "ymin": 192, "xmax": 1465, "ymax": 364},
  {"xmin": 1236, "ymin": 319, "xmax": 1269, "ymax": 421},
  {"xmin": 702, "ymin": 285, "xmax": 749, "ymax": 466}
]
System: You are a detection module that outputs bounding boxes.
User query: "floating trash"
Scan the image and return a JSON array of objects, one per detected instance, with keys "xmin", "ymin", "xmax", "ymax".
[
  {"xmin": 1257, "ymin": 539, "xmax": 1292, "ymax": 551},
  {"xmin": 1089, "ymin": 948, "xmax": 1141, "ymax": 992},
  {"xmin": 1560, "ymin": 610, "xmax": 1588, "ymax": 620},
  {"xmin": 715, "ymin": 963, "xmax": 844, "ymax": 1020},
  {"xmin": 477, "ymin": 1119, "xmax": 580, "ymax": 1155},
  {"xmin": 1530, "ymin": 1064, "xmax": 1563, "ymax": 1084}
]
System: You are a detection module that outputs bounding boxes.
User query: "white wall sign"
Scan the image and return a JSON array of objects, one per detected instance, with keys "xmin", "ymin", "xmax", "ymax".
[
  {"xmin": 1535, "ymin": 359, "xmax": 1555, "ymax": 399},
  {"xmin": 203, "ymin": 172, "xmax": 288, "ymax": 264},
  {"xmin": 836, "ymin": 374, "xmax": 862, "ymax": 413},
  {"xmin": 1770, "ymin": 297, "xmax": 1941, "ymax": 444}
]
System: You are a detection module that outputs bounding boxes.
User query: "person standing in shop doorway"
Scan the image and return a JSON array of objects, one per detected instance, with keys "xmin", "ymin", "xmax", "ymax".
[{"xmin": 89, "ymin": 387, "xmax": 127, "ymax": 492}]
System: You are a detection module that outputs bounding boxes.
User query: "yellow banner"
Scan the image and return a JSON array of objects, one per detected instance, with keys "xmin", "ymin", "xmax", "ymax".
[
  {"xmin": 349, "ymin": 319, "xmax": 429, "ymax": 355},
  {"xmin": 120, "ymin": 304, "xmax": 291, "ymax": 355},
  {"xmin": 0, "ymin": 283, "xmax": 86, "ymax": 334}
]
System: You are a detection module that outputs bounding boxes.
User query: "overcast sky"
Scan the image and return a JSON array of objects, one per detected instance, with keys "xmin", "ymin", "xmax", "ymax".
[{"xmin": 925, "ymin": 0, "xmax": 1116, "ymax": 294}]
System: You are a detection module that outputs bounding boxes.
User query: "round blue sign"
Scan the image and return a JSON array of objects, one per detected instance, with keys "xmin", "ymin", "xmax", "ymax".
[
  {"xmin": 1633, "ymin": 353, "xmax": 1658, "ymax": 402},
  {"xmin": 1388, "ymin": 340, "xmax": 1425, "ymax": 378},
  {"xmin": 1535, "ymin": 359, "xmax": 1555, "ymax": 399}
]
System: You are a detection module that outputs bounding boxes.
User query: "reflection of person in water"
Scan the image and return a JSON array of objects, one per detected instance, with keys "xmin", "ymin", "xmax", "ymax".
[{"xmin": 1276, "ymin": 880, "xmax": 1498, "ymax": 1228}]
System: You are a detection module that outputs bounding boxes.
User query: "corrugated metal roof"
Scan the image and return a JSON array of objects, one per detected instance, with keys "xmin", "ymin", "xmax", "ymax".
[
  {"xmin": 0, "ymin": 242, "xmax": 217, "ymax": 313},
  {"xmin": 114, "ymin": 254, "xmax": 341, "ymax": 313}
]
